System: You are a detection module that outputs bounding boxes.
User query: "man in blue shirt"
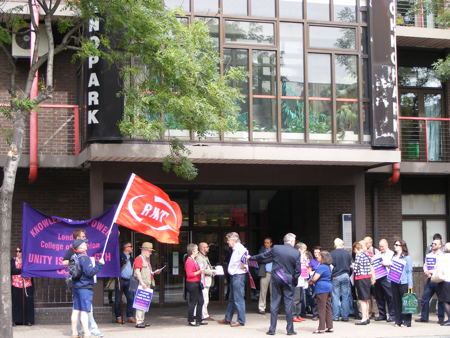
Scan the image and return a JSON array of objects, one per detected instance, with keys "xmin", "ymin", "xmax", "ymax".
[
  {"xmin": 115, "ymin": 242, "xmax": 136, "ymax": 324},
  {"xmin": 258, "ymin": 237, "xmax": 273, "ymax": 314}
]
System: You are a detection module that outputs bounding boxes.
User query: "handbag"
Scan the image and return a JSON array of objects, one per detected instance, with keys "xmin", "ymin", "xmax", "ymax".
[
  {"xmin": 105, "ymin": 278, "xmax": 116, "ymax": 291},
  {"xmin": 401, "ymin": 289, "xmax": 419, "ymax": 314},
  {"xmin": 431, "ymin": 268, "xmax": 445, "ymax": 283}
]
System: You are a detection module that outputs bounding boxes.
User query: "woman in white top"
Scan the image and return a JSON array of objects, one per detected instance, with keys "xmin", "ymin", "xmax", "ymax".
[{"xmin": 436, "ymin": 242, "xmax": 450, "ymax": 326}]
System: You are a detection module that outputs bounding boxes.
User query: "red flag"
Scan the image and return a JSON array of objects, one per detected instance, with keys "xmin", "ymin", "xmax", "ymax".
[{"xmin": 114, "ymin": 174, "xmax": 182, "ymax": 244}]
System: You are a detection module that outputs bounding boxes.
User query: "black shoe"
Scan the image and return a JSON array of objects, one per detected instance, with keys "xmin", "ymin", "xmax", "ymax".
[
  {"xmin": 441, "ymin": 321, "xmax": 450, "ymax": 326},
  {"xmin": 145, "ymin": 323, "xmax": 151, "ymax": 327},
  {"xmin": 355, "ymin": 320, "xmax": 369, "ymax": 325},
  {"xmin": 341, "ymin": 318, "xmax": 349, "ymax": 322},
  {"xmin": 135, "ymin": 323, "xmax": 146, "ymax": 328},
  {"xmin": 375, "ymin": 316, "xmax": 386, "ymax": 321},
  {"xmin": 26, "ymin": 322, "xmax": 33, "ymax": 326},
  {"xmin": 259, "ymin": 311, "xmax": 266, "ymax": 315},
  {"xmin": 197, "ymin": 321, "xmax": 208, "ymax": 325},
  {"xmin": 287, "ymin": 332, "xmax": 297, "ymax": 336},
  {"xmin": 189, "ymin": 322, "xmax": 200, "ymax": 327},
  {"xmin": 266, "ymin": 331, "xmax": 275, "ymax": 335},
  {"xmin": 386, "ymin": 318, "xmax": 394, "ymax": 323},
  {"xmin": 438, "ymin": 319, "xmax": 444, "ymax": 325},
  {"xmin": 415, "ymin": 318, "xmax": 428, "ymax": 323}
]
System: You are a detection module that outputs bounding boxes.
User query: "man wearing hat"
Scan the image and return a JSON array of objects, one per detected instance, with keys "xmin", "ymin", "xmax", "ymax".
[
  {"xmin": 133, "ymin": 242, "xmax": 161, "ymax": 328},
  {"xmin": 70, "ymin": 239, "xmax": 104, "ymax": 338}
]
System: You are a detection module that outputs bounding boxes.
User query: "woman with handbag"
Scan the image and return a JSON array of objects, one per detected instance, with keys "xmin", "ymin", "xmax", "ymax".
[
  {"xmin": 436, "ymin": 242, "xmax": 450, "ymax": 326},
  {"xmin": 352, "ymin": 241, "xmax": 373, "ymax": 325},
  {"xmin": 390, "ymin": 239, "xmax": 413, "ymax": 328},
  {"xmin": 185, "ymin": 243, "xmax": 206, "ymax": 327}
]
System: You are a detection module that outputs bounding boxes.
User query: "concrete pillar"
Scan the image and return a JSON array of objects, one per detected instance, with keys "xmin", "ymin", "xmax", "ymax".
[{"xmin": 353, "ymin": 171, "xmax": 367, "ymax": 241}]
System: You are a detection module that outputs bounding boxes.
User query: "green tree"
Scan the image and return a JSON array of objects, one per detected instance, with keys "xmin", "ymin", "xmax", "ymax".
[{"xmin": 0, "ymin": 1, "xmax": 244, "ymax": 336}]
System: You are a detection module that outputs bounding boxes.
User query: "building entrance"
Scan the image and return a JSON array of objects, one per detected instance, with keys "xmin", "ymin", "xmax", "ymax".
[{"xmin": 106, "ymin": 186, "xmax": 319, "ymax": 306}]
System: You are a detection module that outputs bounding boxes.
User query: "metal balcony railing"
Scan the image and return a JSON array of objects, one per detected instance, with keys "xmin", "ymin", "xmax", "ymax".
[
  {"xmin": 400, "ymin": 116, "xmax": 450, "ymax": 162},
  {"xmin": 397, "ymin": 0, "xmax": 445, "ymax": 28}
]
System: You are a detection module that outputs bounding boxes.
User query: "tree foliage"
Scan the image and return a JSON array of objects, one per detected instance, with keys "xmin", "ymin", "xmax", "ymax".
[{"xmin": 76, "ymin": 0, "xmax": 245, "ymax": 179}]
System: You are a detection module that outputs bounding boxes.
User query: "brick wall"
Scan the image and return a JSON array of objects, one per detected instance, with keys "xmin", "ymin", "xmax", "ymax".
[
  {"xmin": 319, "ymin": 186, "xmax": 353, "ymax": 250},
  {"xmin": 0, "ymin": 51, "xmax": 78, "ymax": 156}
]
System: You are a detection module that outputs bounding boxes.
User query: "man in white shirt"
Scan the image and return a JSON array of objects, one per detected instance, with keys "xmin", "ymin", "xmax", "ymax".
[
  {"xmin": 218, "ymin": 232, "xmax": 248, "ymax": 327},
  {"xmin": 416, "ymin": 238, "xmax": 445, "ymax": 324},
  {"xmin": 374, "ymin": 239, "xmax": 395, "ymax": 322}
]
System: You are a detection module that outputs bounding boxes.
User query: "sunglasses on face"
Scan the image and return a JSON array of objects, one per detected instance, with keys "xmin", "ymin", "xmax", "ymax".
[{"xmin": 394, "ymin": 243, "xmax": 401, "ymax": 247}]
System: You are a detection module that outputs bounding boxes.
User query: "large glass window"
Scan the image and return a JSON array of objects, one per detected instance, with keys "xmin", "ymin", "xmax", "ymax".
[
  {"xmin": 223, "ymin": 0, "xmax": 248, "ymax": 15},
  {"xmin": 402, "ymin": 194, "xmax": 447, "ymax": 266},
  {"xmin": 279, "ymin": 0, "xmax": 303, "ymax": 19},
  {"xmin": 251, "ymin": 0, "xmax": 275, "ymax": 17},
  {"xmin": 224, "ymin": 48, "xmax": 249, "ymax": 141},
  {"xmin": 334, "ymin": 0, "xmax": 356, "ymax": 22},
  {"xmin": 165, "ymin": 0, "xmax": 190, "ymax": 11},
  {"xmin": 194, "ymin": 0, "xmax": 219, "ymax": 14},
  {"xmin": 308, "ymin": 53, "xmax": 331, "ymax": 143},
  {"xmin": 193, "ymin": 190, "xmax": 248, "ymax": 227},
  {"xmin": 307, "ymin": 0, "xmax": 330, "ymax": 21},
  {"xmin": 225, "ymin": 21, "xmax": 275, "ymax": 45},
  {"xmin": 398, "ymin": 67, "xmax": 442, "ymax": 88},
  {"xmin": 253, "ymin": 50, "xmax": 277, "ymax": 142},
  {"xmin": 176, "ymin": 1, "xmax": 368, "ymax": 144},
  {"xmin": 309, "ymin": 26, "xmax": 356, "ymax": 50},
  {"xmin": 280, "ymin": 23, "xmax": 304, "ymax": 142}
]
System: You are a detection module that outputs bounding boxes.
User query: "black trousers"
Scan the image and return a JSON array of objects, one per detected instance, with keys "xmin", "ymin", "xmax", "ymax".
[
  {"xmin": 12, "ymin": 286, "xmax": 34, "ymax": 325},
  {"xmin": 186, "ymin": 281, "xmax": 204, "ymax": 323},
  {"xmin": 269, "ymin": 277, "xmax": 295, "ymax": 334},
  {"xmin": 374, "ymin": 276, "xmax": 394, "ymax": 319},
  {"xmin": 391, "ymin": 282, "xmax": 411, "ymax": 326}
]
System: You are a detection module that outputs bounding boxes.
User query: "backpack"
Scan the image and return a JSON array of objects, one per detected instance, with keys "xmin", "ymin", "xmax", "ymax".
[{"xmin": 65, "ymin": 253, "xmax": 82, "ymax": 290}]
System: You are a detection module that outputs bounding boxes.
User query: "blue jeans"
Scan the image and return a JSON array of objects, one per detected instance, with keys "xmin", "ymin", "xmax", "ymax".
[
  {"xmin": 225, "ymin": 274, "xmax": 246, "ymax": 324},
  {"xmin": 332, "ymin": 274, "xmax": 351, "ymax": 320},
  {"xmin": 420, "ymin": 278, "xmax": 445, "ymax": 321},
  {"xmin": 114, "ymin": 278, "xmax": 135, "ymax": 319}
]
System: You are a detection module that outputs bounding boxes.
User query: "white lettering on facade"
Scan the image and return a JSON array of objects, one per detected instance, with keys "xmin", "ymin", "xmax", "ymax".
[
  {"xmin": 88, "ymin": 91, "xmax": 99, "ymax": 105},
  {"xmin": 88, "ymin": 73, "xmax": 100, "ymax": 87},
  {"xmin": 88, "ymin": 110, "xmax": 99, "ymax": 124},
  {"xmin": 88, "ymin": 56, "xmax": 99, "ymax": 69}
]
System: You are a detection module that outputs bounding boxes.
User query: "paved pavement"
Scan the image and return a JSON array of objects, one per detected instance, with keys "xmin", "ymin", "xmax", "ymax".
[{"xmin": 14, "ymin": 306, "xmax": 450, "ymax": 338}]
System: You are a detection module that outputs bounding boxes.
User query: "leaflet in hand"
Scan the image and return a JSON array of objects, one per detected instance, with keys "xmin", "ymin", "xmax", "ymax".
[
  {"xmin": 153, "ymin": 265, "xmax": 166, "ymax": 274},
  {"xmin": 214, "ymin": 265, "xmax": 224, "ymax": 276}
]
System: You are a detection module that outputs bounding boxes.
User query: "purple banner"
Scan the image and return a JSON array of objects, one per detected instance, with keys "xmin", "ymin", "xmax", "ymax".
[
  {"xmin": 22, "ymin": 203, "xmax": 120, "ymax": 278},
  {"xmin": 133, "ymin": 287, "xmax": 153, "ymax": 312},
  {"xmin": 387, "ymin": 257, "xmax": 405, "ymax": 284},
  {"xmin": 372, "ymin": 255, "xmax": 388, "ymax": 280}
]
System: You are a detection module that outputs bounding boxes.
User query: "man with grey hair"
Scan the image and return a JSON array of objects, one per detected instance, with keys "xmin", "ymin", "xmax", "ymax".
[
  {"xmin": 218, "ymin": 232, "xmax": 248, "ymax": 327},
  {"xmin": 330, "ymin": 238, "xmax": 352, "ymax": 322},
  {"xmin": 250, "ymin": 233, "xmax": 300, "ymax": 335}
]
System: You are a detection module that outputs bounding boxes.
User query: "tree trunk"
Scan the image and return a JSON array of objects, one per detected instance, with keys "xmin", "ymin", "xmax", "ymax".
[{"xmin": 0, "ymin": 111, "xmax": 27, "ymax": 338}]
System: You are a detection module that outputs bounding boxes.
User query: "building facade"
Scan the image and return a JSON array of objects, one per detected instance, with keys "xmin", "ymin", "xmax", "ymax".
[{"xmin": 0, "ymin": 0, "xmax": 449, "ymax": 319}]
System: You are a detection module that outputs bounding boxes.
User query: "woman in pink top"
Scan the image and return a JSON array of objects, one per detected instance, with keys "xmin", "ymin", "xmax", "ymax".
[{"xmin": 185, "ymin": 243, "xmax": 206, "ymax": 327}]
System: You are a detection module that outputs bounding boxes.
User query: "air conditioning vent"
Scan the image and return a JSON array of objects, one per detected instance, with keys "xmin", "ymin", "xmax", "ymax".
[{"xmin": 12, "ymin": 27, "xmax": 49, "ymax": 58}]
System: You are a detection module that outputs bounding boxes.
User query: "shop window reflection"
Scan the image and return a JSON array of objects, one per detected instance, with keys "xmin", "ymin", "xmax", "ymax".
[
  {"xmin": 334, "ymin": 0, "xmax": 356, "ymax": 22},
  {"xmin": 193, "ymin": 190, "xmax": 247, "ymax": 227},
  {"xmin": 307, "ymin": 0, "xmax": 330, "ymax": 21}
]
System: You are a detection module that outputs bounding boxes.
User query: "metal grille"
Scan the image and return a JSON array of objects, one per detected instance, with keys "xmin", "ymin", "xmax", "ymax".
[
  {"xmin": 400, "ymin": 117, "xmax": 450, "ymax": 162},
  {"xmin": 34, "ymin": 278, "xmax": 73, "ymax": 307}
]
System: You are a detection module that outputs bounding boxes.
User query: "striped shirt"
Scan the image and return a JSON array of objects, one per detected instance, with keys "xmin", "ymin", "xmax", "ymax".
[{"xmin": 354, "ymin": 253, "xmax": 372, "ymax": 280}]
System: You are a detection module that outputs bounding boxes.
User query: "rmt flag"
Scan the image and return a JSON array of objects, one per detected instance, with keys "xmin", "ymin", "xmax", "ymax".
[{"xmin": 114, "ymin": 174, "xmax": 182, "ymax": 244}]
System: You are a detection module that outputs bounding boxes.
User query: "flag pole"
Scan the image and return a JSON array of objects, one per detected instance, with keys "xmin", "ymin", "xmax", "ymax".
[{"xmin": 101, "ymin": 173, "xmax": 136, "ymax": 260}]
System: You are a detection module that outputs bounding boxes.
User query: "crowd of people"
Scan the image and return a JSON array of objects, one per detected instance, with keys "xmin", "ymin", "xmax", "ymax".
[{"xmin": 10, "ymin": 230, "xmax": 450, "ymax": 337}]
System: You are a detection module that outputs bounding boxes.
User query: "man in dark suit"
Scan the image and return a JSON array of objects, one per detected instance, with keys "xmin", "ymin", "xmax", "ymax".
[{"xmin": 250, "ymin": 233, "xmax": 300, "ymax": 335}]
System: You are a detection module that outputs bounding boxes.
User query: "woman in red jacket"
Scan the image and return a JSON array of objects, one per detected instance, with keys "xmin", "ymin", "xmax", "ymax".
[{"xmin": 185, "ymin": 243, "xmax": 206, "ymax": 326}]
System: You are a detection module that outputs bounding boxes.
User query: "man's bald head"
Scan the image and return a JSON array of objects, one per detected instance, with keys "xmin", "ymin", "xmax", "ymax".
[
  {"xmin": 199, "ymin": 242, "xmax": 209, "ymax": 254},
  {"xmin": 379, "ymin": 239, "xmax": 389, "ymax": 253}
]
